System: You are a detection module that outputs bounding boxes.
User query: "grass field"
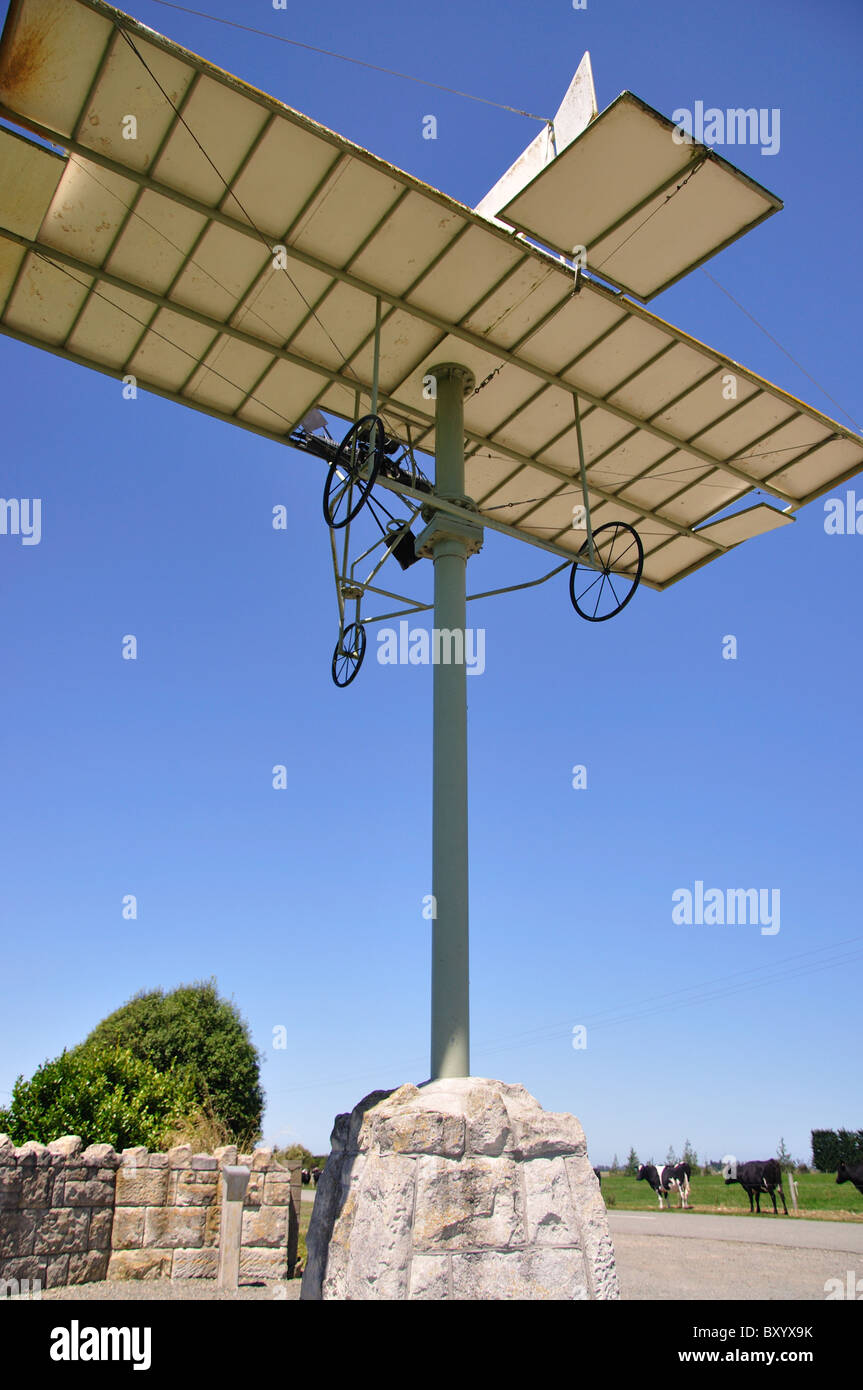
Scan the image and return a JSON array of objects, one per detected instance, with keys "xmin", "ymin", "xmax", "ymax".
[{"xmin": 599, "ymin": 1170, "xmax": 863, "ymax": 1220}]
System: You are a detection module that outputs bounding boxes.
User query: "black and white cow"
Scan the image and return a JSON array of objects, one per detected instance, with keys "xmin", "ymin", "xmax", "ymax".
[
  {"xmin": 664, "ymin": 1162, "xmax": 692, "ymax": 1209},
  {"xmin": 725, "ymin": 1158, "xmax": 788, "ymax": 1214},
  {"xmin": 636, "ymin": 1162, "xmax": 691, "ymax": 1209},
  {"xmin": 836, "ymin": 1162, "xmax": 863, "ymax": 1197}
]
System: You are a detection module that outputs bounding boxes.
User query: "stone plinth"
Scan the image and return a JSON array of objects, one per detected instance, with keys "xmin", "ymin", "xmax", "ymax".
[{"xmin": 301, "ymin": 1078, "xmax": 618, "ymax": 1300}]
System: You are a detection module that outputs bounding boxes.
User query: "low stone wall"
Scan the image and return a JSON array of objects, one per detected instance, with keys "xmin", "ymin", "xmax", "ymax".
[
  {"xmin": 0, "ymin": 1135, "xmax": 301, "ymax": 1290},
  {"xmin": 0, "ymin": 1136, "xmax": 118, "ymax": 1290}
]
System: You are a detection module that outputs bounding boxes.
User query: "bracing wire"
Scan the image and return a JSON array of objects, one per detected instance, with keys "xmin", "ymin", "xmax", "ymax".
[{"xmin": 142, "ymin": 0, "xmax": 550, "ymax": 122}]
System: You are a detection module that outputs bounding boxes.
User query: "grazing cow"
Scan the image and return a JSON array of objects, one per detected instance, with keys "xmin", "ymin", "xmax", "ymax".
[
  {"xmin": 301, "ymin": 1169, "xmax": 311, "ymax": 1185},
  {"xmin": 836, "ymin": 1162, "xmax": 863, "ymax": 1197},
  {"xmin": 636, "ymin": 1163, "xmax": 665, "ymax": 1207},
  {"xmin": 636, "ymin": 1162, "xmax": 691, "ymax": 1209},
  {"xmin": 663, "ymin": 1162, "xmax": 692, "ymax": 1209},
  {"xmin": 725, "ymin": 1158, "xmax": 788, "ymax": 1214},
  {"xmin": 311, "ymin": 1166, "xmax": 322, "ymax": 1186}
]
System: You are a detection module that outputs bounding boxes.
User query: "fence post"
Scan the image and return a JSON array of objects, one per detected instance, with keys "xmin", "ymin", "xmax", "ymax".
[
  {"xmin": 787, "ymin": 1171, "xmax": 799, "ymax": 1214},
  {"xmin": 218, "ymin": 1165, "xmax": 251, "ymax": 1289}
]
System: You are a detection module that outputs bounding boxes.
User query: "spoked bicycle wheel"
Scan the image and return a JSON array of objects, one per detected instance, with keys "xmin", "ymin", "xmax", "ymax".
[
  {"xmin": 331, "ymin": 623, "xmax": 367, "ymax": 687},
  {"xmin": 323, "ymin": 415, "xmax": 384, "ymax": 529},
  {"xmin": 569, "ymin": 521, "xmax": 643, "ymax": 622}
]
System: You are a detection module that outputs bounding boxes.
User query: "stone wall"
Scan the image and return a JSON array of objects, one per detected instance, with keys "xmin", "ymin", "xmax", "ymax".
[
  {"xmin": 0, "ymin": 1135, "xmax": 118, "ymax": 1290},
  {"xmin": 0, "ymin": 1134, "xmax": 301, "ymax": 1290}
]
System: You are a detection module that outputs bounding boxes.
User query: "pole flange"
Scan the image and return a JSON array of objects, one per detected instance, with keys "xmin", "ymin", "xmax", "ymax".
[
  {"xmin": 427, "ymin": 361, "xmax": 476, "ymax": 398},
  {"xmin": 414, "ymin": 511, "xmax": 484, "ymax": 560}
]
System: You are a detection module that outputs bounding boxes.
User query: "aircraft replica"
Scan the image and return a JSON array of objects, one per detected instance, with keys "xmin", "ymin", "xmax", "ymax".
[{"xmin": 1, "ymin": 0, "xmax": 861, "ymax": 1300}]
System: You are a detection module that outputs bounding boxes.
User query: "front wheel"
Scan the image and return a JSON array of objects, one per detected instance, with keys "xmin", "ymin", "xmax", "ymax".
[{"xmin": 322, "ymin": 416, "xmax": 384, "ymax": 529}]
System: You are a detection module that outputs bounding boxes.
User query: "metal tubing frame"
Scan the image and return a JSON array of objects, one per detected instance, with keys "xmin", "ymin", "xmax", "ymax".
[
  {"xmin": 346, "ymin": 502, "xmax": 425, "ymax": 592},
  {"xmin": 357, "ymin": 560, "xmax": 570, "ymax": 626}
]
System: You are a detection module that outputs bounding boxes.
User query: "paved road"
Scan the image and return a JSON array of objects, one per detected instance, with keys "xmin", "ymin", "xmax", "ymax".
[
  {"xmin": 609, "ymin": 1211, "xmax": 863, "ymax": 1252},
  {"xmin": 26, "ymin": 1214, "xmax": 860, "ymax": 1302},
  {"xmin": 609, "ymin": 1212, "xmax": 863, "ymax": 1300}
]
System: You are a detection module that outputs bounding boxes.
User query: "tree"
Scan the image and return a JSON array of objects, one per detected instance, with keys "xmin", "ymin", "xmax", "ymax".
[
  {"xmin": 0, "ymin": 1045, "xmax": 197, "ymax": 1150},
  {"xmin": 624, "ymin": 1146, "xmax": 639, "ymax": 1176},
  {"xmin": 85, "ymin": 979, "xmax": 263, "ymax": 1143},
  {"xmin": 276, "ymin": 1143, "xmax": 328, "ymax": 1170},
  {"xmin": 682, "ymin": 1138, "xmax": 698, "ymax": 1169},
  {"xmin": 610, "ymin": 1153, "xmax": 620, "ymax": 1173},
  {"xmin": 811, "ymin": 1129, "xmax": 863, "ymax": 1172},
  {"xmin": 776, "ymin": 1136, "xmax": 793, "ymax": 1171},
  {"xmin": 665, "ymin": 1145, "xmax": 678, "ymax": 1166}
]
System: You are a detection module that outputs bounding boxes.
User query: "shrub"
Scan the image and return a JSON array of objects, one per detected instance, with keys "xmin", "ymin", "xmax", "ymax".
[
  {"xmin": 85, "ymin": 979, "xmax": 263, "ymax": 1143},
  {"xmin": 0, "ymin": 1045, "xmax": 198, "ymax": 1150}
]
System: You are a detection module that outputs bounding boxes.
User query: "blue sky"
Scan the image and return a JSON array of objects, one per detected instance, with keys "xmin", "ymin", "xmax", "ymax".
[{"xmin": 1, "ymin": 0, "xmax": 861, "ymax": 1165}]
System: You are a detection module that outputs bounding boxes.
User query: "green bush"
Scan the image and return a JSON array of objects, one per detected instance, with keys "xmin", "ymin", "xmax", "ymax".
[
  {"xmin": 85, "ymin": 979, "xmax": 263, "ymax": 1143},
  {"xmin": 0, "ymin": 1045, "xmax": 198, "ymax": 1150}
]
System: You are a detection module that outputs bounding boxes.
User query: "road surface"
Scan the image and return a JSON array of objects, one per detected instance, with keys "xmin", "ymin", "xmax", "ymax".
[{"xmin": 609, "ymin": 1212, "xmax": 862, "ymax": 1300}]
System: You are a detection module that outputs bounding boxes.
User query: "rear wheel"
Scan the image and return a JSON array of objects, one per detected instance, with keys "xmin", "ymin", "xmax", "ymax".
[{"xmin": 569, "ymin": 521, "xmax": 643, "ymax": 622}]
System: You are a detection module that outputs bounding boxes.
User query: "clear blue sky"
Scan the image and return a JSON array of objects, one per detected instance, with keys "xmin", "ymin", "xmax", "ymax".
[{"xmin": 1, "ymin": 0, "xmax": 861, "ymax": 1166}]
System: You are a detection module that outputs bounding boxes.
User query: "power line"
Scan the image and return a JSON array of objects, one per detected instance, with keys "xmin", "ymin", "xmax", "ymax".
[
  {"xmin": 700, "ymin": 267, "xmax": 862, "ymax": 433},
  {"xmin": 280, "ymin": 932, "xmax": 863, "ymax": 1091},
  {"xmin": 471, "ymin": 944, "xmax": 863, "ymax": 1064},
  {"xmin": 142, "ymin": 0, "xmax": 549, "ymax": 122}
]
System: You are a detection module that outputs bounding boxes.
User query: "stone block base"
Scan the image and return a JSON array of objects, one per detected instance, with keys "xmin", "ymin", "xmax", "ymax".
[{"xmin": 301, "ymin": 1078, "xmax": 618, "ymax": 1300}]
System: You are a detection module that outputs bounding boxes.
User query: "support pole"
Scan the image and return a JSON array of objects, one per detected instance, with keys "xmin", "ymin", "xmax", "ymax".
[{"xmin": 422, "ymin": 363, "xmax": 481, "ymax": 1080}]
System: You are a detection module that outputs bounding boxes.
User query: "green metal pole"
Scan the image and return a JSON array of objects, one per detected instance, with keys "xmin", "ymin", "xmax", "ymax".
[{"xmin": 428, "ymin": 363, "xmax": 477, "ymax": 1080}]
